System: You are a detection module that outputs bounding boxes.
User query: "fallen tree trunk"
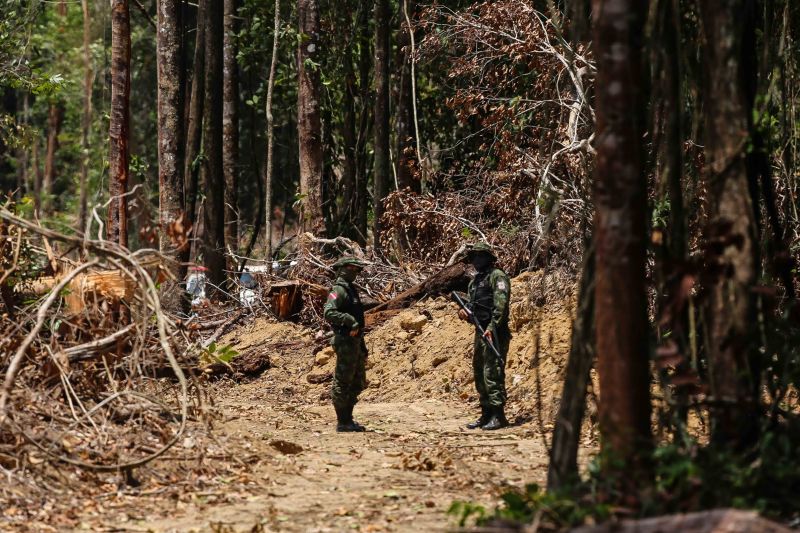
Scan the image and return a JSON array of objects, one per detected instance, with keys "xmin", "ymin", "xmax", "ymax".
[{"xmin": 366, "ymin": 262, "xmax": 469, "ymax": 315}]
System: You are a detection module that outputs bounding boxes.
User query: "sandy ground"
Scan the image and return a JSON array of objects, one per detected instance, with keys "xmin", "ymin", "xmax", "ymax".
[{"xmin": 22, "ymin": 271, "xmax": 588, "ymax": 532}]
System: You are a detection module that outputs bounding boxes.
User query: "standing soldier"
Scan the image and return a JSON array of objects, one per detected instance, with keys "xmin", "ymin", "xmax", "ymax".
[
  {"xmin": 324, "ymin": 257, "xmax": 369, "ymax": 432},
  {"xmin": 458, "ymin": 242, "xmax": 511, "ymax": 430}
]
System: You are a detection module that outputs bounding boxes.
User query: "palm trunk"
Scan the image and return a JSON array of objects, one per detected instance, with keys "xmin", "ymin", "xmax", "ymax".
[{"xmin": 108, "ymin": 0, "xmax": 131, "ymax": 247}]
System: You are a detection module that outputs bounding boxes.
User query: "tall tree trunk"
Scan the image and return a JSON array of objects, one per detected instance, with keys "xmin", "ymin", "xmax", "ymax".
[
  {"xmin": 264, "ymin": 0, "xmax": 280, "ymax": 263},
  {"xmin": 373, "ymin": 0, "xmax": 390, "ymax": 248},
  {"xmin": 79, "ymin": 0, "xmax": 92, "ymax": 232},
  {"xmin": 567, "ymin": 0, "xmax": 592, "ymax": 42},
  {"xmin": 108, "ymin": 0, "xmax": 130, "ymax": 247},
  {"xmin": 16, "ymin": 93, "xmax": 30, "ymax": 198},
  {"xmin": 591, "ymin": 0, "xmax": 651, "ymax": 492},
  {"xmin": 32, "ymin": 139, "xmax": 42, "ymax": 213},
  {"xmin": 341, "ymin": 14, "xmax": 358, "ymax": 240},
  {"xmin": 297, "ymin": 0, "xmax": 324, "ymax": 234},
  {"xmin": 548, "ymin": 244, "xmax": 595, "ymax": 490},
  {"xmin": 157, "ymin": 0, "xmax": 185, "ymax": 309},
  {"xmin": 200, "ymin": 0, "xmax": 226, "ymax": 287},
  {"xmin": 43, "ymin": 103, "xmax": 63, "ymax": 217},
  {"xmin": 699, "ymin": 0, "xmax": 760, "ymax": 447},
  {"xmin": 183, "ymin": 0, "xmax": 206, "ymax": 266},
  {"xmin": 223, "ymin": 0, "xmax": 239, "ymax": 265},
  {"xmin": 395, "ymin": 0, "xmax": 417, "ymax": 192},
  {"xmin": 355, "ymin": 4, "xmax": 371, "ymax": 241}
]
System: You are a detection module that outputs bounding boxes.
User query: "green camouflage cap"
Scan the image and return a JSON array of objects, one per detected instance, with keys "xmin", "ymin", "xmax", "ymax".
[
  {"xmin": 466, "ymin": 241, "xmax": 497, "ymax": 259},
  {"xmin": 332, "ymin": 256, "xmax": 367, "ymax": 270}
]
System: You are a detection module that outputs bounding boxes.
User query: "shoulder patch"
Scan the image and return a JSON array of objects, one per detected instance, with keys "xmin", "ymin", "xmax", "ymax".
[
  {"xmin": 328, "ymin": 292, "xmax": 338, "ymax": 300},
  {"xmin": 496, "ymin": 280, "xmax": 507, "ymax": 291}
]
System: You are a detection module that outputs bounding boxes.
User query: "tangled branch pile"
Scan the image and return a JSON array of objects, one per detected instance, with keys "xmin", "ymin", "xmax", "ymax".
[
  {"xmin": 382, "ymin": 2, "xmax": 595, "ymax": 274},
  {"xmin": 0, "ymin": 206, "xmax": 202, "ymax": 516},
  {"xmin": 277, "ymin": 233, "xmax": 431, "ymax": 327}
]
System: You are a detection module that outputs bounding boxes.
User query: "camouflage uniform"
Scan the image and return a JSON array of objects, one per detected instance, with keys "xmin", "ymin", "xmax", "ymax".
[
  {"xmin": 323, "ymin": 259, "xmax": 368, "ymax": 431},
  {"xmin": 468, "ymin": 266, "xmax": 511, "ymax": 411}
]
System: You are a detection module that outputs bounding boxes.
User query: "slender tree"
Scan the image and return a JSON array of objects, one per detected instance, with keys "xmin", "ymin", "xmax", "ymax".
[
  {"xmin": 223, "ymin": 0, "xmax": 240, "ymax": 265},
  {"xmin": 591, "ymin": 0, "xmax": 651, "ymax": 491},
  {"xmin": 108, "ymin": 0, "xmax": 131, "ymax": 247},
  {"xmin": 395, "ymin": 0, "xmax": 417, "ymax": 192},
  {"xmin": 373, "ymin": 0, "xmax": 390, "ymax": 248},
  {"xmin": 42, "ymin": 102, "xmax": 63, "ymax": 216},
  {"xmin": 297, "ymin": 0, "xmax": 324, "ymax": 234},
  {"xmin": 699, "ymin": 0, "xmax": 760, "ymax": 447},
  {"xmin": 183, "ymin": 0, "xmax": 206, "ymax": 266},
  {"xmin": 201, "ymin": 0, "xmax": 226, "ymax": 287},
  {"xmin": 354, "ymin": 4, "xmax": 371, "ymax": 240},
  {"xmin": 340, "ymin": 3, "xmax": 358, "ymax": 240},
  {"xmin": 157, "ymin": 0, "xmax": 185, "ymax": 309},
  {"xmin": 79, "ymin": 0, "xmax": 92, "ymax": 231},
  {"xmin": 264, "ymin": 0, "xmax": 280, "ymax": 263}
]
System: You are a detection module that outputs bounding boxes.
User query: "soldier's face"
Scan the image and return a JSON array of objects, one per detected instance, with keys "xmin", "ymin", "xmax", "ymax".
[
  {"xmin": 341, "ymin": 265, "xmax": 361, "ymax": 281},
  {"xmin": 470, "ymin": 253, "xmax": 493, "ymax": 271}
]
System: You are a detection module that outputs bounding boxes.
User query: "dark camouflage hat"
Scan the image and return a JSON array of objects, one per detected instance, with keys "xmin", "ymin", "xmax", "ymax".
[
  {"xmin": 332, "ymin": 256, "xmax": 367, "ymax": 270},
  {"xmin": 466, "ymin": 241, "xmax": 497, "ymax": 259}
]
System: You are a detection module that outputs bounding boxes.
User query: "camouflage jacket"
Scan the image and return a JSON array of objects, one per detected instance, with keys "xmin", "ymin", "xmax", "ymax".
[
  {"xmin": 323, "ymin": 277, "xmax": 365, "ymax": 335},
  {"xmin": 467, "ymin": 267, "xmax": 511, "ymax": 334}
]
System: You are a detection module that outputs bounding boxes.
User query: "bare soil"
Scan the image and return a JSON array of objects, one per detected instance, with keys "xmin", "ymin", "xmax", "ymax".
[{"xmin": 20, "ymin": 272, "xmax": 591, "ymax": 532}]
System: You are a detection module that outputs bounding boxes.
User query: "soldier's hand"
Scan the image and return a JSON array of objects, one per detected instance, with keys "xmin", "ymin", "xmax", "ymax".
[
  {"xmin": 458, "ymin": 309, "xmax": 469, "ymax": 321},
  {"xmin": 349, "ymin": 328, "xmax": 360, "ymax": 337},
  {"xmin": 483, "ymin": 329, "xmax": 494, "ymax": 343}
]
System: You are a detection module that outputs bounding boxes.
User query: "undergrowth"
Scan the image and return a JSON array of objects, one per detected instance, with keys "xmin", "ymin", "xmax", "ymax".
[{"xmin": 449, "ymin": 421, "xmax": 800, "ymax": 530}]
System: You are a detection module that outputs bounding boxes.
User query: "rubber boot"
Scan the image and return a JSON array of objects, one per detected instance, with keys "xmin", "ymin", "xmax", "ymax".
[
  {"xmin": 466, "ymin": 406, "xmax": 490, "ymax": 430},
  {"xmin": 481, "ymin": 406, "xmax": 508, "ymax": 431}
]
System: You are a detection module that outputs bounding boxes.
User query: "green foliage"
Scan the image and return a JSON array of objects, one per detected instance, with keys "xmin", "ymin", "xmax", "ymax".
[
  {"xmin": 199, "ymin": 342, "xmax": 240, "ymax": 367},
  {"xmin": 449, "ymin": 484, "xmax": 611, "ymax": 530}
]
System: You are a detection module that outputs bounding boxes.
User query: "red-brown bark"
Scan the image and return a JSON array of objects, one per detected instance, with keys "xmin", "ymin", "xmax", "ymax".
[
  {"xmin": 297, "ymin": 0, "xmax": 324, "ymax": 234},
  {"xmin": 591, "ymin": 0, "xmax": 651, "ymax": 489}
]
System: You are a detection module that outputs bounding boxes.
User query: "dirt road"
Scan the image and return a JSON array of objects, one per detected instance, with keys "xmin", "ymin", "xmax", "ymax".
[
  {"xmin": 145, "ymin": 378, "xmax": 550, "ymax": 532},
  {"xmin": 63, "ymin": 273, "xmax": 583, "ymax": 532}
]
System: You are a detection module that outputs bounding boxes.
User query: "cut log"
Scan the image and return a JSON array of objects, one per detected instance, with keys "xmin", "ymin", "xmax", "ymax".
[{"xmin": 366, "ymin": 263, "xmax": 469, "ymax": 315}]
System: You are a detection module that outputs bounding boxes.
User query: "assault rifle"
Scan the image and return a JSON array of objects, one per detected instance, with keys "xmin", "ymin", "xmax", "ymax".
[{"xmin": 451, "ymin": 292, "xmax": 504, "ymax": 362}]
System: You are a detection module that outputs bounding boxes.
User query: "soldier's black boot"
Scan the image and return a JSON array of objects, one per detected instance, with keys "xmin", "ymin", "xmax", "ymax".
[
  {"xmin": 348, "ymin": 404, "xmax": 366, "ymax": 432},
  {"xmin": 466, "ymin": 406, "xmax": 490, "ymax": 430},
  {"xmin": 335, "ymin": 405, "xmax": 354, "ymax": 432},
  {"xmin": 481, "ymin": 406, "xmax": 508, "ymax": 431}
]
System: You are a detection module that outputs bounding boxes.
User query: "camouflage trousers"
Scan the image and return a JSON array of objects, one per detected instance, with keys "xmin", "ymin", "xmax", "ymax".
[
  {"xmin": 331, "ymin": 334, "xmax": 368, "ymax": 411},
  {"xmin": 473, "ymin": 329, "xmax": 510, "ymax": 408}
]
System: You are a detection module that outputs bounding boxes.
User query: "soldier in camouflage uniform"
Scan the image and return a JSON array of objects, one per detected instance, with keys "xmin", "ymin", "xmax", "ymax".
[
  {"xmin": 458, "ymin": 242, "xmax": 511, "ymax": 430},
  {"xmin": 323, "ymin": 257, "xmax": 369, "ymax": 432}
]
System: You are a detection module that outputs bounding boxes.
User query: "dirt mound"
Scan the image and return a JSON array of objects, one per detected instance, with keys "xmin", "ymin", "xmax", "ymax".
[
  {"xmin": 219, "ymin": 270, "xmax": 576, "ymax": 425},
  {"xmin": 360, "ymin": 271, "xmax": 575, "ymax": 422}
]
